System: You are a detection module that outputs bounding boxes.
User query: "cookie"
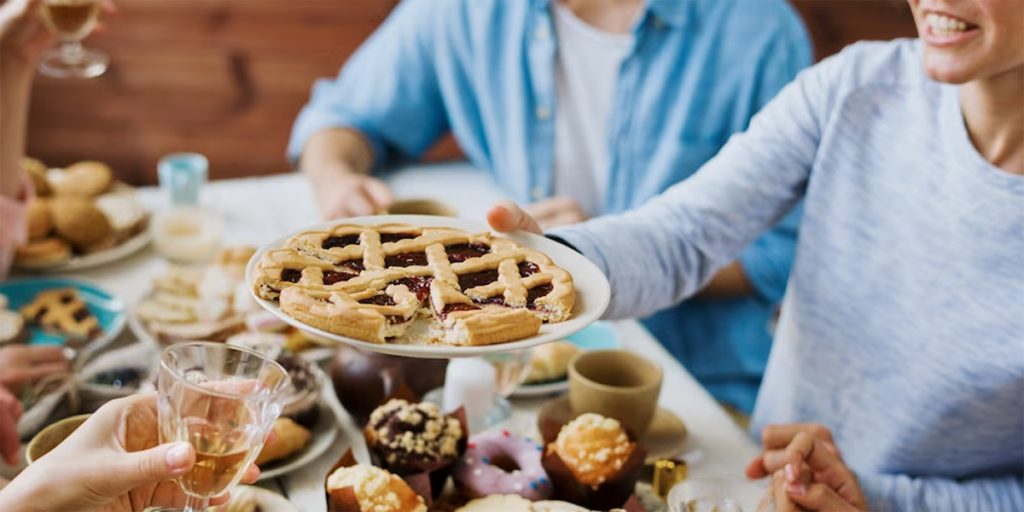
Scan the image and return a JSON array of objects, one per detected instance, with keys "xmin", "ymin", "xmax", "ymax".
[
  {"xmin": 0, "ymin": 310, "xmax": 28, "ymax": 345},
  {"xmin": 15, "ymin": 237, "xmax": 72, "ymax": 266},
  {"xmin": 51, "ymin": 198, "xmax": 114, "ymax": 249},
  {"xmin": 19, "ymin": 288, "xmax": 102, "ymax": 343},
  {"xmin": 52, "ymin": 161, "xmax": 113, "ymax": 197},
  {"xmin": 24, "ymin": 158, "xmax": 52, "ymax": 196},
  {"xmin": 26, "ymin": 199, "xmax": 54, "ymax": 240}
]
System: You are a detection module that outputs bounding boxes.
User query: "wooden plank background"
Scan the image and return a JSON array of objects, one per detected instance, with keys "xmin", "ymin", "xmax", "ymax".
[{"xmin": 25, "ymin": 0, "xmax": 916, "ymax": 184}]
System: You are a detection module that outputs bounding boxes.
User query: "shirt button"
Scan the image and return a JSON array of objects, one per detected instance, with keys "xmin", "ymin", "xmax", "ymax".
[
  {"xmin": 535, "ymin": 106, "xmax": 551, "ymax": 120},
  {"xmin": 531, "ymin": 186, "xmax": 545, "ymax": 201}
]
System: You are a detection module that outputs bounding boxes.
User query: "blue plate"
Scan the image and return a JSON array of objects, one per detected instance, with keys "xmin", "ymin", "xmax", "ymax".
[
  {"xmin": 513, "ymin": 321, "xmax": 621, "ymax": 397},
  {"xmin": 0, "ymin": 278, "xmax": 126, "ymax": 351}
]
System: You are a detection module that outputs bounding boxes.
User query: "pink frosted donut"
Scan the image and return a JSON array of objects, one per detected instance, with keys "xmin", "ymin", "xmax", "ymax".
[{"xmin": 453, "ymin": 429, "xmax": 552, "ymax": 501}]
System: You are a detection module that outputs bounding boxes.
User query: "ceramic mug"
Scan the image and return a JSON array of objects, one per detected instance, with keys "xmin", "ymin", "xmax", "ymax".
[
  {"xmin": 26, "ymin": 414, "xmax": 91, "ymax": 464},
  {"xmin": 384, "ymin": 198, "xmax": 458, "ymax": 217},
  {"xmin": 568, "ymin": 350, "xmax": 663, "ymax": 435}
]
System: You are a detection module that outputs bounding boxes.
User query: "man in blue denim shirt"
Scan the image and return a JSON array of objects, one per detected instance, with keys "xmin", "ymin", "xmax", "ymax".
[{"xmin": 289, "ymin": 0, "xmax": 811, "ymax": 413}]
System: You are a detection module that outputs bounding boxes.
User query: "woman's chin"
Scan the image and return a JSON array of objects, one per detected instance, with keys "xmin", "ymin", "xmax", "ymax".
[{"xmin": 922, "ymin": 54, "xmax": 977, "ymax": 85}]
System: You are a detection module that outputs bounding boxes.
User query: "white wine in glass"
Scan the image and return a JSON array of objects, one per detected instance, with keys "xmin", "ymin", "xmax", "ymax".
[
  {"xmin": 155, "ymin": 342, "xmax": 289, "ymax": 512},
  {"xmin": 38, "ymin": 0, "xmax": 109, "ymax": 78}
]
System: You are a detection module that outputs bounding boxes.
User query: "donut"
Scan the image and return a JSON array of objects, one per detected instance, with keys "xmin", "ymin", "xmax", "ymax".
[{"xmin": 454, "ymin": 429, "xmax": 552, "ymax": 501}]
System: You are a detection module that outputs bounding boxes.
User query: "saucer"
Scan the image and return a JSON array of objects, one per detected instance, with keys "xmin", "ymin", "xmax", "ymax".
[{"xmin": 537, "ymin": 395, "xmax": 688, "ymax": 464}]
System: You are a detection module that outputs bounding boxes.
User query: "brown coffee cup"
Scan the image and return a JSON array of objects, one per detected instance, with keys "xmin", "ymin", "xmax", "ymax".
[
  {"xmin": 384, "ymin": 199, "xmax": 458, "ymax": 217},
  {"xmin": 568, "ymin": 350, "xmax": 663, "ymax": 435}
]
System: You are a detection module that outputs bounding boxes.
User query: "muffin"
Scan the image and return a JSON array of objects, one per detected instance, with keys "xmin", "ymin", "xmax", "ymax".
[
  {"xmin": 326, "ymin": 464, "xmax": 427, "ymax": 512},
  {"xmin": 364, "ymin": 399, "xmax": 467, "ymax": 499},
  {"xmin": 541, "ymin": 413, "xmax": 645, "ymax": 509},
  {"xmin": 275, "ymin": 353, "xmax": 323, "ymax": 428},
  {"xmin": 15, "ymin": 237, "xmax": 72, "ymax": 266}
]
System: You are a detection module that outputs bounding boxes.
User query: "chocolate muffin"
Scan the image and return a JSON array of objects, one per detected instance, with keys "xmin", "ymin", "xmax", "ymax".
[
  {"xmin": 364, "ymin": 399, "xmax": 467, "ymax": 499},
  {"xmin": 276, "ymin": 354, "xmax": 322, "ymax": 428}
]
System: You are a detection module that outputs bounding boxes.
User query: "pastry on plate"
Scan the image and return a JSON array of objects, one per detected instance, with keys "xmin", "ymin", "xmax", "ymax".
[
  {"xmin": 253, "ymin": 223, "xmax": 575, "ymax": 346},
  {"xmin": 255, "ymin": 417, "xmax": 310, "ymax": 466},
  {"xmin": 15, "ymin": 237, "xmax": 72, "ymax": 266},
  {"xmin": 19, "ymin": 288, "xmax": 102, "ymax": 344},
  {"xmin": 275, "ymin": 353, "xmax": 322, "ymax": 428},
  {"xmin": 51, "ymin": 198, "xmax": 113, "ymax": 250},
  {"xmin": 26, "ymin": 199, "xmax": 54, "ymax": 240},
  {"xmin": 24, "ymin": 158, "xmax": 52, "ymax": 196},
  {"xmin": 456, "ymin": 494, "xmax": 620, "ymax": 512},
  {"xmin": 525, "ymin": 341, "xmax": 580, "ymax": 384},
  {"xmin": 541, "ymin": 413, "xmax": 645, "ymax": 509},
  {"xmin": 326, "ymin": 464, "xmax": 427, "ymax": 512},
  {"xmin": 51, "ymin": 160, "xmax": 113, "ymax": 197},
  {"xmin": 94, "ymin": 191, "xmax": 147, "ymax": 237},
  {"xmin": 0, "ymin": 309, "xmax": 28, "ymax": 345}
]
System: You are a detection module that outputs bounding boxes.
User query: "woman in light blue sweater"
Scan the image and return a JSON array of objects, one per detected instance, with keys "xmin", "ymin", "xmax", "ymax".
[{"xmin": 489, "ymin": 0, "xmax": 1023, "ymax": 510}]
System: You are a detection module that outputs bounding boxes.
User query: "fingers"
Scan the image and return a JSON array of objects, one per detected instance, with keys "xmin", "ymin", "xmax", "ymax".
[
  {"xmin": 746, "ymin": 454, "xmax": 769, "ymax": 479},
  {"xmin": 363, "ymin": 177, "xmax": 393, "ymax": 211},
  {"xmin": 771, "ymin": 469, "xmax": 799, "ymax": 512},
  {"xmin": 0, "ymin": 407, "xmax": 20, "ymax": 465},
  {"xmin": 241, "ymin": 463, "xmax": 260, "ymax": 484},
  {"xmin": 523, "ymin": 197, "xmax": 587, "ymax": 229},
  {"xmin": 21, "ymin": 345, "xmax": 70, "ymax": 365},
  {"xmin": 487, "ymin": 201, "xmax": 543, "ymax": 234},
  {"xmin": 105, "ymin": 442, "xmax": 194, "ymax": 495},
  {"xmin": 787, "ymin": 482, "xmax": 862, "ymax": 511},
  {"xmin": 762, "ymin": 423, "xmax": 834, "ymax": 450}
]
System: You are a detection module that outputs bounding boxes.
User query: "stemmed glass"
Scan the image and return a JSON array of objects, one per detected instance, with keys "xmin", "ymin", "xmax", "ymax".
[
  {"xmin": 155, "ymin": 342, "xmax": 289, "ymax": 512},
  {"xmin": 37, "ymin": 0, "xmax": 109, "ymax": 78}
]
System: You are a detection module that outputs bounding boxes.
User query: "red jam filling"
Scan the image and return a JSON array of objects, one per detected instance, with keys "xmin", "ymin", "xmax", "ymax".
[
  {"xmin": 322, "ymin": 234, "xmax": 360, "ymax": 249},
  {"xmin": 394, "ymin": 276, "xmax": 433, "ymax": 303},
  {"xmin": 281, "ymin": 268, "xmax": 302, "ymax": 283},
  {"xmin": 446, "ymin": 243, "xmax": 490, "ymax": 263},
  {"xmin": 384, "ymin": 252, "xmax": 428, "ymax": 267},
  {"xmin": 439, "ymin": 303, "xmax": 480, "ymax": 320},
  {"xmin": 518, "ymin": 261, "xmax": 539, "ymax": 277},
  {"xmin": 458, "ymin": 269, "xmax": 499, "ymax": 291},
  {"xmin": 526, "ymin": 283, "xmax": 554, "ymax": 308},
  {"xmin": 380, "ymin": 233, "xmax": 417, "ymax": 243},
  {"xmin": 322, "ymin": 270, "xmax": 355, "ymax": 285},
  {"xmin": 359, "ymin": 294, "xmax": 396, "ymax": 306}
]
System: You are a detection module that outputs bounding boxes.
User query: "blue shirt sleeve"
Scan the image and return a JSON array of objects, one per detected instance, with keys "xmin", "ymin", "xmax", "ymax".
[
  {"xmin": 287, "ymin": 0, "xmax": 450, "ymax": 167},
  {"xmin": 736, "ymin": 14, "xmax": 813, "ymax": 303}
]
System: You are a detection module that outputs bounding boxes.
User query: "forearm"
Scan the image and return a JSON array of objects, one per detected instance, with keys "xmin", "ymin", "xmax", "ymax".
[
  {"xmin": 299, "ymin": 127, "xmax": 375, "ymax": 178},
  {"xmin": 0, "ymin": 58, "xmax": 34, "ymax": 198},
  {"xmin": 859, "ymin": 471, "xmax": 1024, "ymax": 512}
]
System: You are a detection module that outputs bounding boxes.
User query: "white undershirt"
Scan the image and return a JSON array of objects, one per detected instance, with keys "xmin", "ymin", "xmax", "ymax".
[{"xmin": 551, "ymin": 1, "xmax": 634, "ymax": 216}]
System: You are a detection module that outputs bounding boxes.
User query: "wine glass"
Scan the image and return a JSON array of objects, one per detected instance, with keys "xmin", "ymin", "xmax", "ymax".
[
  {"xmin": 155, "ymin": 342, "xmax": 289, "ymax": 512},
  {"xmin": 37, "ymin": 0, "xmax": 109, "ymax": 78}
]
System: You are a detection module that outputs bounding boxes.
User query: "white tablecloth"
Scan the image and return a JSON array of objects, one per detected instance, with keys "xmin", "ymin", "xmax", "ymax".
[{"xmin": 53, "ymin": 163, "xmax": 759, "ymax": 510}]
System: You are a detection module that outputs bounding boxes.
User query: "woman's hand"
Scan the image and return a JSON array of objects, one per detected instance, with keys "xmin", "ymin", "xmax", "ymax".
[
  {"xmin": 751, "ymin": 424, "xmax": 866, "ymax": 511},
  {"xmin": 0, "ymin": 345, "xmax": 70, "ymax": 395},
  {"xmin": 0, "ymin": 385, "xmax": 24, "ymax": 466},
  {"xmin": 0, "ymin": 0, "xmax": 114, "ymax": 67},
  {"xmin": 0, "ymin": 393, "xmax": 260, "ymax": 512},
  {"xmin": 486, "ymin": 201, "xmax": 543, "ymax": 234}
]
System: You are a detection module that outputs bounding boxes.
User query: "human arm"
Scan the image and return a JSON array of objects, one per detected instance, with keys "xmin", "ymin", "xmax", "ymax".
[
  {"xmin": 289, "ymin": 0, "xmax": 450, "ymax": 218},
  {"xmin": 0, "ymin": 345, "xmax": 70, "ymax": 394}
]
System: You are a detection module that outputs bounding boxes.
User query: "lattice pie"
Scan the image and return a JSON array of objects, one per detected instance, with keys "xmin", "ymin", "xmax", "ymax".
[{"xmin": 253, "ymin": 224, "xmax": 575, "ymax": 346}]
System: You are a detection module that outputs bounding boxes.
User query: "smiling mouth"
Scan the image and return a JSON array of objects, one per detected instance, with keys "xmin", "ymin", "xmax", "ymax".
[{"xmin": 924, "ymin": 12, "xmax": 978, "ymax": 37}]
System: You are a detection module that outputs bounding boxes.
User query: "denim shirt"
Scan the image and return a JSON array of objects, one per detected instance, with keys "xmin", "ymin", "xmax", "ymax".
[{"xmin": 289, "ymin": 0, "xmax": 811, "ymax": 412}]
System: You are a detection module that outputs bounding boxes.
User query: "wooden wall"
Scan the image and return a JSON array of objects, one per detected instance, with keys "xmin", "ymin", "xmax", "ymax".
[{"xmin": 25, "ymin": 0, "xmax": 916, "ymax": 184}]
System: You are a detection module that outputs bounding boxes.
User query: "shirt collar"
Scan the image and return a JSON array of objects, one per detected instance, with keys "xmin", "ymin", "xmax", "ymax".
[{"xmin": 534, "ymin": 0, "xmax": 692, "ymax": 29}]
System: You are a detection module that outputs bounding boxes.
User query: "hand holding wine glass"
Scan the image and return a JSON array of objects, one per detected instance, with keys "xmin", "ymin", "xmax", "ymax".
[{"xmin": 0, "ymin": 393, "xmax": 260, "ymax": 512}]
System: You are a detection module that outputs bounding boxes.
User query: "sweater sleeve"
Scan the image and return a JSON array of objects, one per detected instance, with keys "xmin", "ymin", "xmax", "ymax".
[
  {"xmin": 859, "ymin": 471, "xmax": 1024, "ymax": 512},
  {"xmin": 548, "ymin": 46, "xmax": 846, "ymax": 319}
]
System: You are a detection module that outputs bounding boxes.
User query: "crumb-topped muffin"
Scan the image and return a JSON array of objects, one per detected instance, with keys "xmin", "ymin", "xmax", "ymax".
[
  {"xmin": 549, "ymin": 413, "xmax": 636, "ymax": 488},
  {"xmin": 364, "ymin": 399, "xmax": 464, "ymax": 472},
  {"xmin": 327, "ymin": 464, "xmax": 426, "ymax": 512}
]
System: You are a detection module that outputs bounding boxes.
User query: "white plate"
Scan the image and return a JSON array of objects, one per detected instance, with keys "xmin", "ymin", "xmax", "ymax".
[
  {"xmin": 258, "ymin": 399, "xmax": 339, "ymax": 481},
  {"xmin": 15, "ymin": 228, "xmax": 151, "ymax": 273},
  {"xmin": 246, "ymin": 215, "xmax": 611, "ymax": 359}
]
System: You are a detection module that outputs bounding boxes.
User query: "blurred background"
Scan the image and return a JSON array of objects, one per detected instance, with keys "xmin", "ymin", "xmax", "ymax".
[{"xmin": 27, "ymin": 0, "xmax": 916, "ymax": 184}]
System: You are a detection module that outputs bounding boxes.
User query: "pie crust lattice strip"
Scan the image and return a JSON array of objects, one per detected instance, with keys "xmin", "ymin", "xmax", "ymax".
[{"xmin": 253, "ymin": 224, "xmax": 575, "ymax": 346}]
